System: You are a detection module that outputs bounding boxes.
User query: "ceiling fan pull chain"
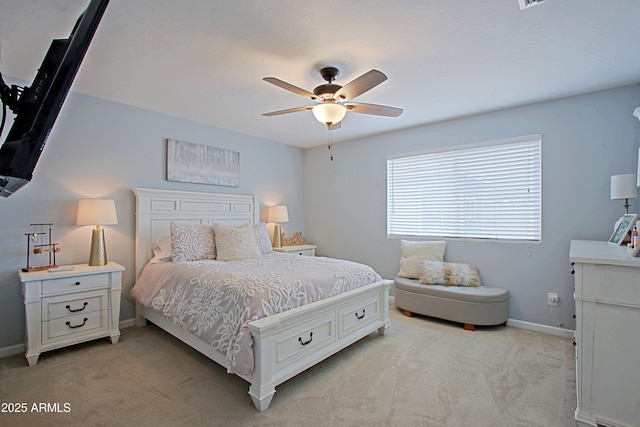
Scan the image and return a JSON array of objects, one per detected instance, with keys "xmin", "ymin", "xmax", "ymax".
[{"xmin": 328, "ymin": 126, "xmax": 334, "ymax": 161}]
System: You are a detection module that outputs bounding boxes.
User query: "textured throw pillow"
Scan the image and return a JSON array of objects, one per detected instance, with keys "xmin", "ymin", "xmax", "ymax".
[
  {"xmin": 213, "ymin": 223, "xmax": 261, "ymax": 261},
  {"xmin": 398, "ymin": 240, "xmax": 446, "ymax": 279},
  {"xmin": 419, "ymin": 261, "xmax": 481, "ymax": 287},
  {"xmin": 150, "ymin": 235, "xmax": 172, "ymax": 263},
  {"xmin": 253, "ymin": 222, "xmax": 273, "ymax": 255},
  {"xmin": 170, "ymin": 223, "xmax": 216, "ymax": 263}
]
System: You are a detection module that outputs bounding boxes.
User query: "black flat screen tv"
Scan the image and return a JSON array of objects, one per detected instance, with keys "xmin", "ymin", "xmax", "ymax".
[{"xmin": 0, "ymin": 0, "xmax": 109, "ymax": 197}]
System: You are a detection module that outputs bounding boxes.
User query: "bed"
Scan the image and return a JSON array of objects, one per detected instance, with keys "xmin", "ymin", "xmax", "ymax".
[{"xmin": 131, "ymin": 188, "xmax": 392, "ymax": 411}]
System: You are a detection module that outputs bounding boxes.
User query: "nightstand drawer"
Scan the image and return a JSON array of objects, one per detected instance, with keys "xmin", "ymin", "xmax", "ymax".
[
  {"xmin": 42, "ymin": 273, "xmax": 110, "ymax": 295},
  {"xmin": 42, "ymin": 289, "xmax": 108, "ymax": 321},
  {"xmin": 42, "ymin": 310, "xmax": 109, "ymax": 345},
  {"xmin": 290, "ymin": 249, "xmax": 314, "ymax": 256}
]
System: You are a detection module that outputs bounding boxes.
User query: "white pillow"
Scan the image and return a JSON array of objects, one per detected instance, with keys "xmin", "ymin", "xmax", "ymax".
[
  {"xmin": 213, "ymin": 223, "xmax": 261, "ymax": 261},
  {"xmin": 397, "ymin": 240, "xmax": 446, "ymax": 279},
  {"xmin": 170, "ymin": 223, "xmax": 216, "ymax": 263},
  {"xmin": 150, "ymin": 235, "xmax": 172, "ymax": 263},
  {"xmin": 253, "ymin": 222, "xmax": 273, "ymax": 255}
]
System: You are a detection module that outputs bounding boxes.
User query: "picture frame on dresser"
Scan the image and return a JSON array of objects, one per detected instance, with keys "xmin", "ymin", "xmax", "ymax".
[{"xmin": 608, "ymin": 213, "xmax": 638, "ymax": 245}]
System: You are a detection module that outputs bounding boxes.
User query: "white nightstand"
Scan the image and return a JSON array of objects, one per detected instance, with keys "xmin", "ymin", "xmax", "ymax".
[
  {"xmin": 273, "ymin": 244, "xmax": 317, "ymax": 256},
  {"xmin": 19, "ymin": 262, "xmax": 124, "ymax": 366}
]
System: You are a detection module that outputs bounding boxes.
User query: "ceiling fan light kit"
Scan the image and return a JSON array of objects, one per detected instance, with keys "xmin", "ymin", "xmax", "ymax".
[
  {"xmin": 312, "ymin": 103, "xmax": 347, "ymax": 126},
  {"xmin": 262, "ymin": 66, "xmax": 403, "ymax": 128}
]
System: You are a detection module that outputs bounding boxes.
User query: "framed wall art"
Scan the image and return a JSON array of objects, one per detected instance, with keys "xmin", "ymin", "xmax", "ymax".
[{"xmin": 166, "ymin": 139, "xmax": 240, "ymax": 187}]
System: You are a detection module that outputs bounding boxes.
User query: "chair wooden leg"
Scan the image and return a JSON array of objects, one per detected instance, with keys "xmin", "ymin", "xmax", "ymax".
[
  {"xmin": 463, "ymin": 323, "xmax": 475, "ymax": 331},
  {"xmin": 402, "ymin": 310, "xmax": 414, "ymax": 317}
]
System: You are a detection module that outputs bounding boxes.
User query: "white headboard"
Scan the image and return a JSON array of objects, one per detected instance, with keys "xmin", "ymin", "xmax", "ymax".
[{"xmin": 132, "ymin": 188, "xmax": 261, "ymax": 279}]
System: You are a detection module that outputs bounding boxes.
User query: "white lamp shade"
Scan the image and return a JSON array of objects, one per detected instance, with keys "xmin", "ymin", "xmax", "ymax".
[
  {"xmin": 77, "ymin": 199, "xmax": 118, "ymax": 226},
  {"xmin": 611, "ymin": 174, "xmax": 638, "ymax": 200},
  {"xmin": 268, "ymin": 205, "xmax": 289, "ymax": 223},
  {"xmin": 312, "ymin": 103, "xmax": 347, "ymax": 125}
]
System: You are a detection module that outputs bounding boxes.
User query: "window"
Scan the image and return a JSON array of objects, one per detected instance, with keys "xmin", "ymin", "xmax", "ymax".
[{"xmin": 387, "ymin": 135, "xmax": 541, "ymax": 242}]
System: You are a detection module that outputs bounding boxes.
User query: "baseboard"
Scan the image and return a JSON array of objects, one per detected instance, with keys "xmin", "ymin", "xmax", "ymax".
[
  {"xmin": 0, "ymin": 319, "xmax": 141, "ymax": 359},
  {"xmin": 0, "ymin": 343, "xmax": 25, "ymax": 359},
  {"xmin": 507, "ymin": 318, "xmax": 574, "ymax": 338},
  {"xmin": 390, "ymin": 295, "xmax": 575, "ymax": 338},
  {"xmin": 119, "ymin": 318, "xmax": 137, "ymax": 329}
]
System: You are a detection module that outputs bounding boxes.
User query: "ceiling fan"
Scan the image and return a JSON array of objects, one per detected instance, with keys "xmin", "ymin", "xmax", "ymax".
[{"xmin": 262, "ymin": 67, "xmax": 403, "ymax": 129}]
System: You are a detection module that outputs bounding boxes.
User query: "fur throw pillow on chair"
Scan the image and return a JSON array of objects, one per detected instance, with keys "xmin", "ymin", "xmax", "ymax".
[{"xmin": 419, "ymin": 261, "xmax": 481, "ymax": 287}]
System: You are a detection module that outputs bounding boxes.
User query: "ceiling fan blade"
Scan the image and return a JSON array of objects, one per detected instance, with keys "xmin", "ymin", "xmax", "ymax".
[
  {"xmin": 263, "ymin": 77, "xmax": 317, "ymax": 100},
  {"xmin": 334, "ymin": 70, "xmax": 388, "ymax": 101},
  {"xmin": 262, "ymin": 105, "xmax": 313, "ymax": 117},
  {"xmin": 345, "ymin": 102, "xmax": 403, "ymax": 117}
]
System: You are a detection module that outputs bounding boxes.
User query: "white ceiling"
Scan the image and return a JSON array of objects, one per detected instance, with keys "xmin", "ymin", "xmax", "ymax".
[{"xmin": 1, "ymin": 0, "xmax": 640, "ymax": 148}]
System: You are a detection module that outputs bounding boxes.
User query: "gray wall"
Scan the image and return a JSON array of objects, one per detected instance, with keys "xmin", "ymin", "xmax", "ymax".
[
  {"xmin": 0, "ymin": 85, "xmax": 305, "ymax": 350},
  {"xmin": 1, "ymin": 80, "xmax": 639, "ymax": 352},
  {"xmin": 304, "ymin": 84, "xmax": 640, "ymax": 330}
]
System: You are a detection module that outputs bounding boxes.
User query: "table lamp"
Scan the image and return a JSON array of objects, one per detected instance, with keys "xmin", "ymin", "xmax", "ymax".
[
  {"xmin": 76, "ymin": 199, "xmax": 118, "ymax": 266},
  {"xmin": 611, "ymin": 174, "xmax": 638, "ymax": 215},
  {"xmin": 268, "ymin": 205, "xmax": 289, "ymax": 248}
]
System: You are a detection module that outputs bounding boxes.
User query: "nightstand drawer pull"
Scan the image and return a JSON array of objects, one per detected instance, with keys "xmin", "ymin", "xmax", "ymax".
[
  {"xmin": 298, "ymin": 332, "xmax": 313, "ymax": 346},
  {"xmin": 355, "ymin": 308, "xmax": 366, "ymax": 320},
  {"xmin": 66, "ymin": 302, "xmax": 88, "ymax": 313},
  {"xmin": 65, "ymin": 318, "xmax": 88, "ymax": 329},
  {"xmin": 75, "ymin": 281, "xmax": 81, "ymax": 286}
]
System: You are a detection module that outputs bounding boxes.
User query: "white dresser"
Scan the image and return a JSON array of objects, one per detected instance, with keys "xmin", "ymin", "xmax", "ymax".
[
  {"xmin": 570, "ymin": 240, "xmax": 640, "ymax": 427},
  {"xmin": 19, "ymin": 262, "xmax": 124, "ymax": 366},
  {"xmin": 272, "ymin": 244, "xmax": 317, "ymax": 256}
]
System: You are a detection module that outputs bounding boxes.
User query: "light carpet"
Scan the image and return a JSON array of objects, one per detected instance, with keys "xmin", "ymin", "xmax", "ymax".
[{"xmin": 0, "ymin": 301, "xmax": 577, "ymax": 427}]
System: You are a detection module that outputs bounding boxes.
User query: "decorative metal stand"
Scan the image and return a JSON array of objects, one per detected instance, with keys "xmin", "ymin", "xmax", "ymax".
[{"xmin": 22, "ymin": 223, "xmax": 61, "ymax": 272}]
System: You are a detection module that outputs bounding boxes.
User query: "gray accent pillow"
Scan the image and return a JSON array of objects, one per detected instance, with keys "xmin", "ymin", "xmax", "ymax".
[{"xmin": 170, "ymin": 223, "xmax": 216, "ymax": 263}]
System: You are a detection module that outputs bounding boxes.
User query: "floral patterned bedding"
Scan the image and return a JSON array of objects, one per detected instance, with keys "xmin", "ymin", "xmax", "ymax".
[{"xmin": 131, "ymin": 253, "xmax": 382, "ymax": 375}]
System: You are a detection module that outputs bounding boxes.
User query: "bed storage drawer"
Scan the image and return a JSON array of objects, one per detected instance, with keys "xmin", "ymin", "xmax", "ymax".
[
  {"xmin": 273, "ymin": 312, "xmax": 336, "ymax": 371},
  {"xmin": 338, "ymin": 295, "xmax": 381, "ymax": 339}
]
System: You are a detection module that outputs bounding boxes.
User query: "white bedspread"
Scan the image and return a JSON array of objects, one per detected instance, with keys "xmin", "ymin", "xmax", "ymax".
[{"xmin": 131, "ymin": 253, "xmax": 382, "ymax": 375}]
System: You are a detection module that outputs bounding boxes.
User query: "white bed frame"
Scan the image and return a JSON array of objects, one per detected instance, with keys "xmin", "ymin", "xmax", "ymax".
[{"xmin": 132, "ymin": 188, "xmax": 392, "ymax": 411}]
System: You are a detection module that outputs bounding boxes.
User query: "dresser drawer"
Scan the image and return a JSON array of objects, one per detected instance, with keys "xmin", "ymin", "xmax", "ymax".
[
  {"xmin": 42, "ymin": 310, "xmax": 109, "ymax": 345},
  {"xmin": 273, "ymin": 312, "xmax": 335, "ymax": 371},
  {"xmin": 338, "ymin": 295, "xmax": 381, "ymax": 339},
  {"xmin": 42, "ymin": 289, "xmax": 109, "ymax": 321},
  {"xmin": 42, "ymin": 273, "xmax": 110, "ymax": 295}
]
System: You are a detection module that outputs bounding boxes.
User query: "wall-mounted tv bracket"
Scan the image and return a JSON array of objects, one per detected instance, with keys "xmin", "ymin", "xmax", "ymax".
[{"xmin": 0, "ymin": 72, "xmax": 23, "ymax": 113}]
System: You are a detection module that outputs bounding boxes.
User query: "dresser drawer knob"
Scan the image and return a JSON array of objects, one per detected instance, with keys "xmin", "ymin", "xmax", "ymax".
[
  {"xmin": 66, "ymin": 302, "xmax": 88, "ymax": 313},
  {"xmin": 74, "ymin": 281, "xmax": 81, "ymax": 286},
  {"xmin": 355, "ymin": 308, "xmax": 366, "ymax": 320},
  {"xmin": 65, "ymin": 318, "xmax": 88, "ymax": 329},
  {"xmin": 298, "ymin": 331, "xmax": 313, "ymax": 346}
]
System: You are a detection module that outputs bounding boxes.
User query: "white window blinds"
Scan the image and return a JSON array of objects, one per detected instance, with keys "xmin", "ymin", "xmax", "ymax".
[{"xmin": 387, "ymin": 135, "xmax": 541, "ymax": 241}]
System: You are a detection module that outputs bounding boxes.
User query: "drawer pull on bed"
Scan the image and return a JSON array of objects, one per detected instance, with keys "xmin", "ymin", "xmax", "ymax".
[
  {"xmin": 65, "ymin": 318, "xmax": 88, "ymax": 329},
  {"xmin": 298, "ymin": 332, "xmax": 313, "ymax": 346},
  {"xmin": 355, "ymin": 309, "xmax": 366, "ymax": 320},
  {"xmin": 66, "ymin": 302, "xmax": 88, "ymax": 313}
]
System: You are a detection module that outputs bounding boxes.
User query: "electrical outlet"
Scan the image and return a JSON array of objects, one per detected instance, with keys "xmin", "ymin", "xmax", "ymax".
[{"xmin": 547, "ymin": 292, "xmax": 559, "ymax": 306}]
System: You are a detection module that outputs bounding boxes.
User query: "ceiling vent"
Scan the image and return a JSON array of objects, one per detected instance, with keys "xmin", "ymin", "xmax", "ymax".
[{"xmin": 518, "ymin": 0, "xmax": 545, "ymax": 10}]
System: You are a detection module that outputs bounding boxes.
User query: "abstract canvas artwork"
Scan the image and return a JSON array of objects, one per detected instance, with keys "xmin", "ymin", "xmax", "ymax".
[{"xmin": 166, "ymin": 139, "xmax": 240, "ymax": 187}]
